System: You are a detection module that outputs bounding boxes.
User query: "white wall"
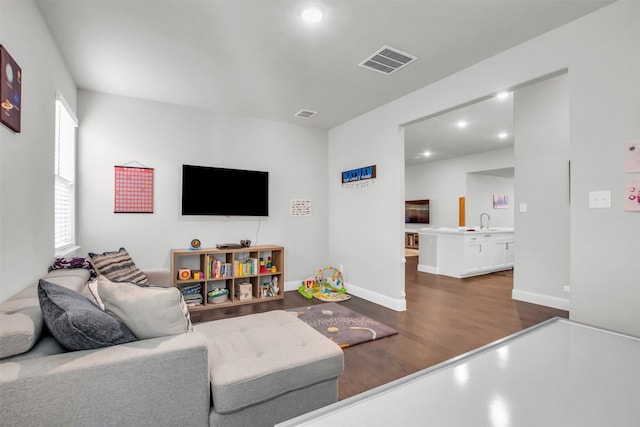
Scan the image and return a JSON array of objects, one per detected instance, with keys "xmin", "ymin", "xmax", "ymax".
[
  {"xmin": 513, "ymin": 73, "xmax": 570, "ymax": 309},
  {"xmin": 329, "ymin": 120, "xmax": 407, "ymax": 310},
  {"xmin": 467, "ymin": 173, "xmax": 514, "ymax": 228},
  {"xmin": 0, "ymin": 1, "xmax": 77, "ymax": 302},
  {"xmin": 328, "ymin": 1, "xmax": 640, "ymax": 335},
  {"xmin": 568, "ymin": 5, "xmax": 640, "ymax": 333},
  {"xmin": 405, "ymin": 148, "xmax": 514, "ymax": 229},
  {"xmin": 77, "ymin": 91, "xmax": 328, "ymax": 285}
]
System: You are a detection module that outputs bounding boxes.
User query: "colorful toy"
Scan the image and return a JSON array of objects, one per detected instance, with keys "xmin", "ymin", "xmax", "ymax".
[{"xmin": 298, "ymin": 266, "xmax": 350, "ymax": 301}]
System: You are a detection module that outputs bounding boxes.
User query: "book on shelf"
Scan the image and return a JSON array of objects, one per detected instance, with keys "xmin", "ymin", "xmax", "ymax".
[
  {"xmin": 208, "ymin": 257, "xmax": 233, "ymax": 279},
  {"xmin": 180, "ymin": 283, "xmax": 203, "ymax": 306},
  {"xmin": 232, "ymin": 258, "xmax": 258, "ymax": 277}
]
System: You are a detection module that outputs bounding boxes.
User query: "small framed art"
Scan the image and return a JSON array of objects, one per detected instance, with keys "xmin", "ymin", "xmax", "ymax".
[
  {"xmin": 493, "ymin": 194, "xmax": 509, "ymax": 209},
  {"xmin": 0, "ymin": 45, "xmax": 22, "ymax": 133}
]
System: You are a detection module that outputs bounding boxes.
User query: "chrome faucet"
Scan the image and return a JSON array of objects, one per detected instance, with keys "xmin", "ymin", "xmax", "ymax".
[{"xmin": 480, "ymin": 212, "xmax": 491, "ymax": 230}]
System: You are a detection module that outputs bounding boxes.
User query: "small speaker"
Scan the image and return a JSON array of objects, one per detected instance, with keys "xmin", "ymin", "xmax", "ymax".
[{"xmin": 216, "ymin": 243, "xmax": 242, "ymax": 249}]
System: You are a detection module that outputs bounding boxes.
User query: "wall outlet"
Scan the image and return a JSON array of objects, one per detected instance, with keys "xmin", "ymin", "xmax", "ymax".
[{"xmin": 589, "ymin": 190, "xmax": 611, "ymax": 208}]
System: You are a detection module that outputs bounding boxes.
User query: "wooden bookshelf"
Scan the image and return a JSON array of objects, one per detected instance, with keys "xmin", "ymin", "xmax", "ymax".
[
  {"xmin": 405, "ymin": 232, "xmax": 419, "ymax": 249},
  {"xmin": 170, "ymin": 245, "xmax": 284, "ymax": 311}
]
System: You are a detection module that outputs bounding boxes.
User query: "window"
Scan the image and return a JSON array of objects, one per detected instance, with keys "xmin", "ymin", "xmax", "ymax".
[{"xmin": 54, "ymin": 93, "xmax": 78, "ymax": 254}]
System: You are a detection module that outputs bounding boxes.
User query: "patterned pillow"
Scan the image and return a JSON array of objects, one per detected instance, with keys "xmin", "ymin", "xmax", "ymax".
[
  {"xmin": 49, "ymin": 256, "xmax": 97, "ymax": 279},
  {"xmin": 38, "ymin": 280, "xmax": 137, "ymax": 350},
  {"xmin": 88, "ymin": 248, "xmax": 148, "ymax": 284}
]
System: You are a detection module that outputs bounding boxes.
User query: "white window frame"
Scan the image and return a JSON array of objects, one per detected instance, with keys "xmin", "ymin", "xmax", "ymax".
[{"xmin": 54, "ymin": 92, "xmax": 78, "ymax": 256}]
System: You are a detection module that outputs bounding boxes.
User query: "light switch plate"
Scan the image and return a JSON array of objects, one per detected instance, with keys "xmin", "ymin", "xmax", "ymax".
[
  {"xmin": 589, "ymin": 190, "xmax": 611, "ymax": 208},
  {"xmin": 519, "ymin": 203, "xmax": 527, "ymax": 213}
]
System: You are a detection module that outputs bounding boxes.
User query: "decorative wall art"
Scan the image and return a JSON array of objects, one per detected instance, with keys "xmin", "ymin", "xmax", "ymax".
[
  {"xmin": 624, "ymin": 141, "xmax": 640, "ymax": 173},
  {"xmin": 341, "ymin": 164, "xmax": 376, "ymax": 189},
  {"xmin": 623, "ymin": 140, "xmax": 639, "ymax": 212},
  {"xmin": 0, "ymin": 45, "xmax": 22, "ymax": 133},
  {"xmin": 623, "ymin": 178, "xmax": 640, "ymax": 212},
  {"xmin": 405, "ymin": 199, "xmax": 430, "ymax": 224},
  {"xmin": 290, "ymin": 199, "xmax": 311, "ymax": 217},
  {"xmin": 114, "ymin": 165, "xmax": 154, "ymax": 213},
  {"xmin": 493, "ymin": 194, "xmax": 509, "ymax": 209}
]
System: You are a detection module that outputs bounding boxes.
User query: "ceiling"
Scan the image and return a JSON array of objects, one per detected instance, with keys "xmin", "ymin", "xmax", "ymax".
[
  {"xmin": 36, "ymin": 0, "xmax": 609, "ymax": 132},
  {"xmin": 404, "ymin": 92, "xmax": 514, "ymax": 166}
]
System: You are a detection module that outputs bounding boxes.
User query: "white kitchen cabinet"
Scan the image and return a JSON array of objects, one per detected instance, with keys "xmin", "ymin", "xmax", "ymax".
[
  {"xmin": 463, "ymin": 234, "xmax": 493, "ymax": 274},
  {"xmin": 493, "ymin": 238, "xmax": 515, "ymax": 269},
  {"xmin": 418, "ymin": 228, "xmax": 514, "ymax": 278}
]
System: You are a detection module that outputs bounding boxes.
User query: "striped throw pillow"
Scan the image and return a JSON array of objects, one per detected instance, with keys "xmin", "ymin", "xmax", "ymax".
[{"xmin": 88, "ymin": 248, "xmax": 148, "ymax": 284}]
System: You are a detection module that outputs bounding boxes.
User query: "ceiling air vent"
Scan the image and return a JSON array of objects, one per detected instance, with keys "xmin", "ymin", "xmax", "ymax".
[
  {"xmin": 359, "ymin": 46, "xmax": 417, "ymax": 75},
  {"xmin": 294, "ymin": 109, "xmax": 318, "ymax": 119}
]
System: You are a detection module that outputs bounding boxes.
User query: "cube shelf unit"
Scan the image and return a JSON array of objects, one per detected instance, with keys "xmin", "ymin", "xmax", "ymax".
[{"xmin": 171, "ymin": 245, "xmax": 284, "ymax": 311}]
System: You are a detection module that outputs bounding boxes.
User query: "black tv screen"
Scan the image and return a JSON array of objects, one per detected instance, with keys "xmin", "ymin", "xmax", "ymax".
[
  {"xmin": 182, "ymin": 165, "xmax": 269, "ymax": 216},
  {"xmin": 405, "ymin": 199, "xmax": 429, "ymax": 224}
]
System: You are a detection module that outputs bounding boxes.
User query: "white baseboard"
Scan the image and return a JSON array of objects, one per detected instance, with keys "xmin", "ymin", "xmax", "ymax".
[
  {"xmin": 345, "ymin": 282, "xmax": 407, "ymax": 312},
  {"xmin": 285, "ymin": 280, "xmax": 406, "ymax": 311},
  {"xmin": 417, "ymin": 264, "xmax": 438, "ymax": 274},
  {"xmin": 284, "ymin": 280, "xmax": 301, "ymax": 292},
  {"xmin": 284, "ymin": 281, "xmax": 407, "ymax": 311},
  {"xmin": 512, "ymin": 289, "xmax": 570, "ymax": 311}
]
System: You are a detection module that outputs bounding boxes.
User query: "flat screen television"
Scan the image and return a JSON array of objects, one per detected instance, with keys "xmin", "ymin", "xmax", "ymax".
[
  {"xmin": 182, "ymin": 165, "xmax": 269, "ymax": 216},
  {"xmin": 405, "ymin": 199, "xmax": 429, "ymax": 224}
]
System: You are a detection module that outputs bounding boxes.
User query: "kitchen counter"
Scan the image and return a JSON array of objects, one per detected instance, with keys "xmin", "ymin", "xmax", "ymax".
[
  {"xmin": 419, "ymin": 227, "xmax": 514, "ymax": 235},
  {"xmin": 418, "ymin": 227, "xmax": 514, "ymax": 278}
]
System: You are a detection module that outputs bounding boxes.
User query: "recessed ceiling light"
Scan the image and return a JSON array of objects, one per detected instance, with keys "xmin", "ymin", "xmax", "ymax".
[
  {"xmin": 301, "ymin": 6, "xmax": 324, "ymax": 23},
  {"xmin": 423, "ymin": 151, "xmax": 432, "ymax": 157},
  {"xmin": 496, "ymin": 91, "xmax": 510, "ymax": 100},
  {"xmin": 498, "ymin": 131, "xmax": 509, "ymax": 139},
  {"xmin": 456, "ymin": 120, "xmax": 468, "ymax": 129}
]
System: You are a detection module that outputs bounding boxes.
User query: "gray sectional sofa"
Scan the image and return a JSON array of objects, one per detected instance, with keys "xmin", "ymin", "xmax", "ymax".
[{"xmin": 0, "ymin": 268, "xmax": 344, "ymax": 426}]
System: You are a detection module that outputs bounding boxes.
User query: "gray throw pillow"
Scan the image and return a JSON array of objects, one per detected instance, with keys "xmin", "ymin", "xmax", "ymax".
[{"xmin": 38, "ymin": 279, "xmax": 137, "ymax": 351}]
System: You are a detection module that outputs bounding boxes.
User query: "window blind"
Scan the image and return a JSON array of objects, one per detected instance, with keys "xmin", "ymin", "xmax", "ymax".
[{"xmin": 54, "ymin": 95, "xmax": 78, "ymax": 252}]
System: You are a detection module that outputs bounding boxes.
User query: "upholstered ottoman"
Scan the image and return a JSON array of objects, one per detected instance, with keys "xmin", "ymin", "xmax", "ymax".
[{"xmin": 195, "ymin": 310, "xmax": 344, "ymax": 427}]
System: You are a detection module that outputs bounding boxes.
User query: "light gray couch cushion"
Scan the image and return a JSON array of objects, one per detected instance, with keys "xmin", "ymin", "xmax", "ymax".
[
  {"xmin": 0, "ymin": 269, "xmax": 90, "ymax": 359},
  {"xmin": 0, "ymin": 308, "xmax": 43, "ymax": 359},
  {"xmin": 0, "ymin": 334, "xmax": 67, "ymax": 362},
  {"xmin": 195, "ymin": 310, "xmax": 344, "ymax": 414},
  {"xmin": 95, "ymin": 275, "xmax": 193, "ymax": 340},
  {"xmin": 0, "ymin": 332, "xmax": 210, "ymax": 426},
  {"xmin": 45, "ymin": 269, "xmax": 91, "ymax": 292}
]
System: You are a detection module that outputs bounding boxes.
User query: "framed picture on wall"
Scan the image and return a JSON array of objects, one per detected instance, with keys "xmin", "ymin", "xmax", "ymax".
[
  {"xmin": 0, "ymin": 45, "xmax": 22, "ymax": 133},
  {"xmin": 114, "ymin": 166, "xmax": 154, "ymax": 213},
  {"xmin": 493, "ymin": 194, "xmax": 509, "ymax": 209}
]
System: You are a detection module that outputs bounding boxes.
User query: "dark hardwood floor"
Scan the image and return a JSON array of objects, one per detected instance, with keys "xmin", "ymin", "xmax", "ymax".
[{"xmin": 192, "ymin": 256, "xmax": 568, "ymax": 400}]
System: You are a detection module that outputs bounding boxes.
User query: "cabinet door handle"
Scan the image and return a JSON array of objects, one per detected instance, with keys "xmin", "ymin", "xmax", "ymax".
[
  {"xmin": 506, "ymin": 242, "xmax": 509, "ymax": 250},
  {"xmin": 479, "ymin": 245, "xmax": 482, "ymax": 253}
]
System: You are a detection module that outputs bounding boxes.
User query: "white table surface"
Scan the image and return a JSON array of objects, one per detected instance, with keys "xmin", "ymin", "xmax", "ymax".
[{"xmin": 278, "ymin": 318, "xmax": 640, "ymax": 427}]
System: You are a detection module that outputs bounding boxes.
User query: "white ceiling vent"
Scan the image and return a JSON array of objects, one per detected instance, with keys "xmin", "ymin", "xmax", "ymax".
[
  {"xmin": 294, "ymin": 109, "xmax": 318, "ymax": 119},
  {"xmin": 359, "ymin": 46, "xmax": 417, "ymax": 75}
]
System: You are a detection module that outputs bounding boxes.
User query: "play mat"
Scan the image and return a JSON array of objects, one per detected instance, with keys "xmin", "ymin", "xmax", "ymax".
[{"xmin": 298, "ymin": 266, "xmax": 351, "ymax": 302}]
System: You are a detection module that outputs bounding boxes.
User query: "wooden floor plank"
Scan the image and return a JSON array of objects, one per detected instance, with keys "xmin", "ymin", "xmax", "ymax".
[{"xmin": 193, "ymin": 256, "xmax": 568, "ymax": 400}]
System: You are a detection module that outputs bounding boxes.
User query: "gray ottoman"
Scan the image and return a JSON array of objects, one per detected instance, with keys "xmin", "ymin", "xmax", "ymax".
[{"xmin": 195, "ymin": 310, "xmax": 344, "ymax": 427}]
